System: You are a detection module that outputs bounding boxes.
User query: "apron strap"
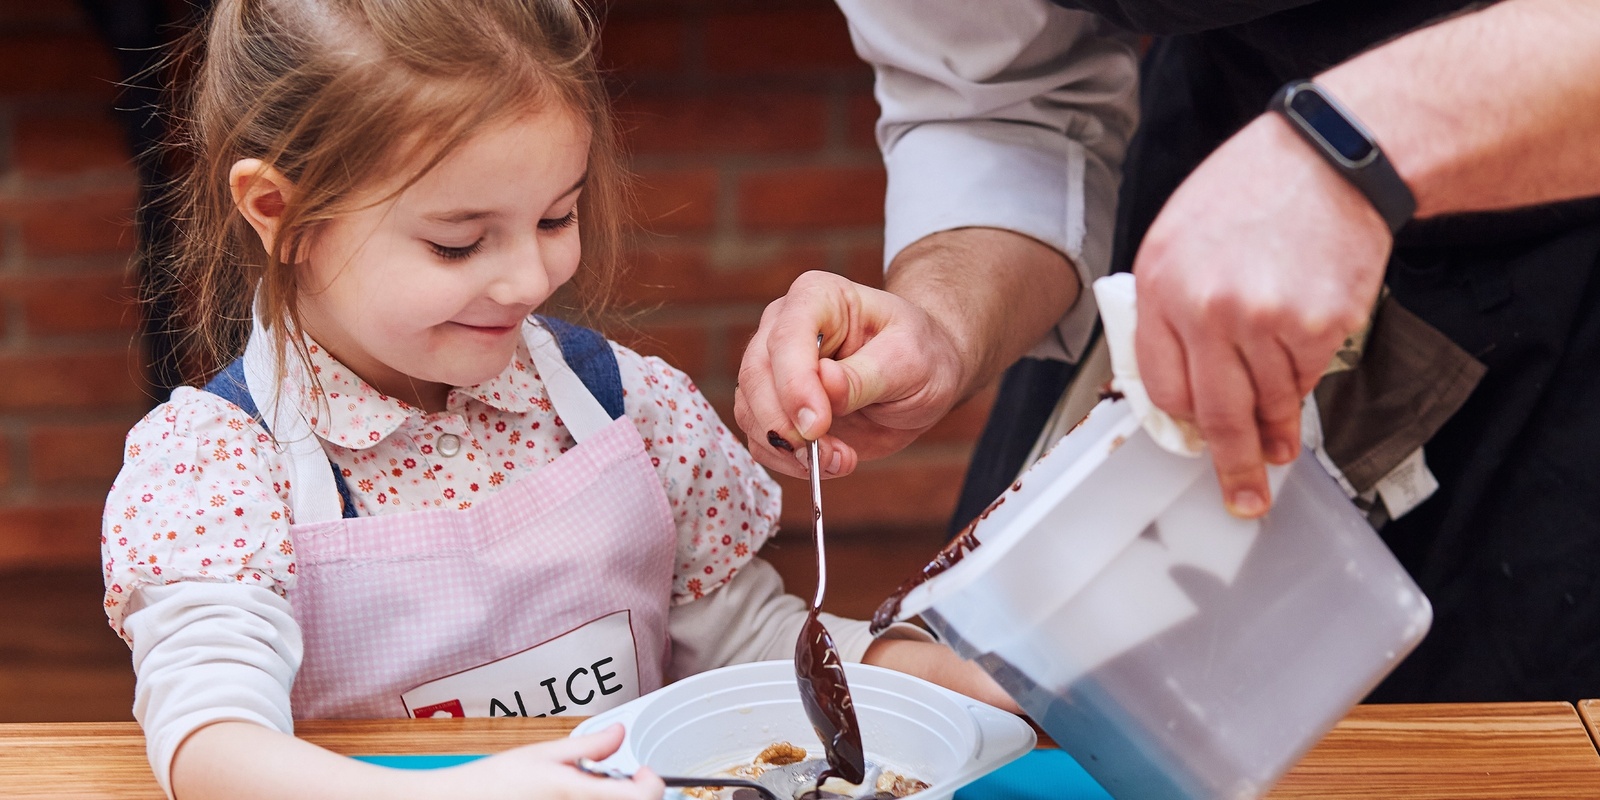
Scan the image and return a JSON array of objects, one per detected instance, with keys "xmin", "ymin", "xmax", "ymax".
[
  {"xmin": 523, "ymin": 319, "xmax": 616, "ymax": 444},
  {"xmin": 538, "ymin": 315, "xmax": 626, "ymax": 421},
  {"xmin": 238, "ymin": 320, "xmax": 346, "ymax": 525},
  {"xmin": 202, "ymin": 357, "xmax": 359, "ymax": 521}
]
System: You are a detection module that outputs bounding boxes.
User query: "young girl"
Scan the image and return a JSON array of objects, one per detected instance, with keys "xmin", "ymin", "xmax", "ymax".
[{"xmin": 103, "ymin": 1, "xmax": 1010, "ymax": 798}]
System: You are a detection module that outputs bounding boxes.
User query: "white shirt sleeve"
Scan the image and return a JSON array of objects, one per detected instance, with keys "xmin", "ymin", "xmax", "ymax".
[
  {"xmin": 122, "ymin": 581, "xmax": 302, "ymax": 799},
  {"xmin": 837, "ymin": 0, "xmax": 1141, "ymax": 361},
  {"xmin": 666, "ymin": 557, "xmax": 932, "ymax": 682}
]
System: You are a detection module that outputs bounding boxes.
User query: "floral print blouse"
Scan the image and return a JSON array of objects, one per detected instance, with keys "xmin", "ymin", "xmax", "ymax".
[{"xmin": 102, "ymin": 332, "xmax": 781, "ymax": 639}]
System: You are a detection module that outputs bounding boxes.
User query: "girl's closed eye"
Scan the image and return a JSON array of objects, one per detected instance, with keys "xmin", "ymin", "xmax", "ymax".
[
  {"xmin": 428, "ymin": 239, "xmax": 484, "ymax": 261},
  {"xmin": 538, "ymin": 210, "xmax": 578, "ymax": 231},
  {"xmin": 428, "ymin": 211, "xmax": 573, "ymax": 259}
]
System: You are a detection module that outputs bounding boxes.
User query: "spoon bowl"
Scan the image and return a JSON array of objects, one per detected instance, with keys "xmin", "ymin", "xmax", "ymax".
[{"xmin": 796, "ymin": 606, "xmax": 865, "ymax": 785}]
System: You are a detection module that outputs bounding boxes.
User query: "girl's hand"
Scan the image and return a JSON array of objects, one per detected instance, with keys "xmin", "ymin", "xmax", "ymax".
[
  {"xmin": 172, "ymin": 721, "xmax": 662, "ymax": 800},
  {"xmin": 862, "ymin": 638, "xmax": 1022, "ymax": 714},
  {"xmin": 436, "ymin": 724, "xmax": 663, "ymax": 799}
]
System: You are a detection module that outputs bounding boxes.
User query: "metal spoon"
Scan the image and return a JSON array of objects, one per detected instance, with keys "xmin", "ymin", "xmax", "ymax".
[
  {"xmin": 794, "ymin": 334, "xmax": 867, "ymax": 786},
  {"xmin": 576, "ymin": 757, "xmax": 782, "ymax": 800}
]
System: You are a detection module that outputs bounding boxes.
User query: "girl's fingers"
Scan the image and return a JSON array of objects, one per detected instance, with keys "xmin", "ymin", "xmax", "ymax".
[
  {"xmin": 511, "ymin": 723, "xmax": 625, "ymax": 763},
  {"xmin": 629, "ymin": 766, "xmax": 666, "ymax": 798}
]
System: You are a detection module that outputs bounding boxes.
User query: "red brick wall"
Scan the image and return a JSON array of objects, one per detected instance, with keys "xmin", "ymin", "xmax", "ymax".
[
  {"xmin": 0, "ymin": 0, "xmax": 994, "ymax": 570},
  {"xmin": 0, "ymin": 0, "xmax": 147, "ymax": 569}
]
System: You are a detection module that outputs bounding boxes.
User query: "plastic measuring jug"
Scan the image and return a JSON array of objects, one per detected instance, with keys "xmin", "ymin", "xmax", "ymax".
[{"xmin": 888, "ymin": 396, "xmax": 1432, "ymax": 799}]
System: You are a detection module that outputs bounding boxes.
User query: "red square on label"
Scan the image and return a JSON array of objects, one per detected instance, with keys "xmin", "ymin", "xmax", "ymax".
[{"xmin": 412, "ymin": 699, "xmax": 466, "ymax": 718}]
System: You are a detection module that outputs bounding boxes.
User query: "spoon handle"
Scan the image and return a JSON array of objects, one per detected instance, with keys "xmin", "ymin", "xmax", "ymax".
[
  {"xmin": 575, "ymin": 758, "xmax": 782, "ymax": 800},
  {"xmin": 663, "ymin": 776, "xmax": 782, "ymax": 800},
  {"xmin": 809, "ymin": 333, "xmax": 826, "ymax": 611},
  {"xmin": 809, "ymin": 436, "xmax": 826, "ymax": 610}
]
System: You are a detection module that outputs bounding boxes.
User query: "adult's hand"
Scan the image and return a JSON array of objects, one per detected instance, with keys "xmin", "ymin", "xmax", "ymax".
[
  {"xmin": 734, "ymin": 270, "xmax": 967, "ymax": 480},
  {"xmin": 1132, "ymin": 112, "xmax": 1391, "ymax": 518},
  {"xmin": 736, "ymin": 228, "xmax": 1079, "ymax": 480},
  {"xmin": 1135, "ymin": 0, "xmax": 1600, "ymax": 518}
]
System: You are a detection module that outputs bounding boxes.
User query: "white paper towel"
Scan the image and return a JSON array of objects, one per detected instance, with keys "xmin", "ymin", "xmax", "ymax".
[{"xmin": 1091, "ymin": 274, "xmax": 1205, "ymax": 457}]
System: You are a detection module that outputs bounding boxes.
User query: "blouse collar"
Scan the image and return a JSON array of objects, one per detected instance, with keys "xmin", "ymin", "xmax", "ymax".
[{"xmin": 283, "ymin": 334, "xmax": 550, "ymax": 449}]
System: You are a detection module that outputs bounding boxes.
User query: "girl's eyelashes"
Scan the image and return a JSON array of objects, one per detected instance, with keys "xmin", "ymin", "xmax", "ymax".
[
  {"xmin": 538, "ymin": 210, "xmax": 578, "ymax": 231},
  {"xmin": 427, "ymin": 212, "xmax": 574, "ymax": 259},
  {"xmin": 428, "ymin": 239, "xmax": 484, "ymax": 261}
]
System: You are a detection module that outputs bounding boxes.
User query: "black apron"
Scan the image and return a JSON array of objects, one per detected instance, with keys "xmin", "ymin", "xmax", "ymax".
[{"xmin": 952, "ymin": 0, "xmax": 1600, "ymax": 702}]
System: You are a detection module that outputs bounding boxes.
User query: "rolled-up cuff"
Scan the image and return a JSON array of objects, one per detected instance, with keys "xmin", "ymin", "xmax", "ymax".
[
  {"xmin": 125, "ymin": 582, "xmax": 301, "ymax": 798},
  {"xmin": 883, "ymin": 120, "xmax": 1118, "ymax": 362}
]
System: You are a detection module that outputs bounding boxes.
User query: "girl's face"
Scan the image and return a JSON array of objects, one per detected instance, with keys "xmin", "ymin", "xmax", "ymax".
[{"xmin": 297, "ymin": 104, "xmax": 590, "ymax": 410}]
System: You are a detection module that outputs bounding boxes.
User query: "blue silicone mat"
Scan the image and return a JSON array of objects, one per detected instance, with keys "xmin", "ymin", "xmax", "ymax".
[
  {"xmin": 352, "ymin": 750, "xmax": 1111, "ymax": 799},
  {"xmin": 353, "ymin": 754, "xmax": 486, "ymax": 769},
  {"xmin": 952, "ymin": 750, "xmax": 1111, "ymax": 800}
]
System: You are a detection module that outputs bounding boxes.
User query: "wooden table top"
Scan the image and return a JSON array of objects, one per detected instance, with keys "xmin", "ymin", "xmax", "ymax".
[
  {"xmin": 1574, "ymin": 699, "xmax": 1600, "ymax": 754},
  {"xmin": 1265, "ymin": 702, "xmax": 1600, "ymax": 799},
  {"xmin": 4, "ymin": 704, "xmax": 1599, "ymax": 799}
]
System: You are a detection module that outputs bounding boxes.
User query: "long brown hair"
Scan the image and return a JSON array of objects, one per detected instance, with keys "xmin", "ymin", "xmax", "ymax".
[{"xmin": 162, "ymin": 0, "xmax": 629, "ymax": 387}]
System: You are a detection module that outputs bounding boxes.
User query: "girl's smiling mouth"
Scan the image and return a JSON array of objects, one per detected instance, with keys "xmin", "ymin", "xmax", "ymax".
[{"xmin": 449, "ymin": 320, "xmax": 524, "ymax": 336}]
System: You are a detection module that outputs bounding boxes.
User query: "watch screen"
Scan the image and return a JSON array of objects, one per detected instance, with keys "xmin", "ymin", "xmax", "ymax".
[{"xmin": 1289, "ymin": 89, "xmax": 1374, "ymax": 164}]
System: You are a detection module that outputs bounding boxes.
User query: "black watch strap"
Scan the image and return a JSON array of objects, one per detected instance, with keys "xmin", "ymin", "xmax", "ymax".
[{"xmin": 1269, "ymin": 80, "xmax": 1416, "ymax": 234}]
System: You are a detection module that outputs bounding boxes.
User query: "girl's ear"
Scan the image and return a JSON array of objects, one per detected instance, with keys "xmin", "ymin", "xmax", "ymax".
[{"xmin": 229, "ymin": 159, "xmax": 294, "ymax": 259}]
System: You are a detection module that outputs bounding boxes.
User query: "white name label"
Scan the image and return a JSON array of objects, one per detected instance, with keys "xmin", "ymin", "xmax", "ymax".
[{"xmin": 401, "ymin": 610, "xmax": 640, "ymax": 719}]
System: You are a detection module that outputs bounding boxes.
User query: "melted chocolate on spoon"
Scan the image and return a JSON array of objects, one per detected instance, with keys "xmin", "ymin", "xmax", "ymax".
[{"xmin": 796, "ymin": 606, "xmax": 866, "ymax": 786}]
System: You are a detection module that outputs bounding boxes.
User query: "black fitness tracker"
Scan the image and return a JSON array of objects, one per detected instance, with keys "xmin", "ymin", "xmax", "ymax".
[{"xmin": 1269, "ymin": 80, "xmax": 1416, "ymax": 233}]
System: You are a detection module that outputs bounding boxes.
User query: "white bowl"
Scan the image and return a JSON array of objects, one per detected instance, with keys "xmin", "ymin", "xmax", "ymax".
[{"xmin": 571, "ymin": 659, "xmax": 1034, "ymax": 799}]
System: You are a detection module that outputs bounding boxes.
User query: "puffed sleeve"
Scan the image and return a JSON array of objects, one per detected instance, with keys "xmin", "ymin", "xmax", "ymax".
[
  {"xmin": 837, "ymin": 0, "xmax": 1140, "ymax": 361},
  {"xmin": 102, "ymin": 387, "xmax": 297, "ymax": 640},
  {"xmin": 613, "ymin": 343, "xmax": 782, "ymax": 606}
]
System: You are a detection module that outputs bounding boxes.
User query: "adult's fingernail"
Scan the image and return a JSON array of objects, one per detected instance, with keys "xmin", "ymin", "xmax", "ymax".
[
  {"xmin": 796, "ymin": 407, "xmax": 819, "ymax": 439},
  {"xmin": 795, "ymin": 447, "xmax": 811, "ymax": 470},
  {"xmin": 1228, "ymin": 489, "xmax": 1267, "ymax": 518},
  {"xmin": 766, "ymin": 430, "xmax": 794, "ymax": 453},
  {"xmin": 827, "ymin": 449, "xmax": 842, "ymax": 475}
]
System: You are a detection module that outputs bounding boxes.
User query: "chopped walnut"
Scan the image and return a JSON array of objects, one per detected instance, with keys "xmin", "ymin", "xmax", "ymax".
[
  {"xmin": 877, "ymin": 770, "xmax": 931, "ymax": 797},
  {"xmin": 754, "ymin": 742, "xmax": 808, "ymax": 766},
  {"xmin": 680, "ymin": 788, "xmax": 718, "ymax": 800},
  {"xmin": 728, "ymin": 763, "xmax": 766, "ymax": 779},
  {"xmin": 710, "ymin": 743, "xmax": 927, "ymax": 799}
]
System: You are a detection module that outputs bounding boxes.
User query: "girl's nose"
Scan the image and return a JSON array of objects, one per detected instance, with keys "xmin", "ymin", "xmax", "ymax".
[{"xmin": 488, "ymin": 243, "xmax": 552, "ymax": 307}]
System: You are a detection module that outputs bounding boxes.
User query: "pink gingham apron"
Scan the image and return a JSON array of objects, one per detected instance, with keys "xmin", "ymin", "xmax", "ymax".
[{"xmin": 238, "ymin": 320, "xmax": 675, "ymax": 719}]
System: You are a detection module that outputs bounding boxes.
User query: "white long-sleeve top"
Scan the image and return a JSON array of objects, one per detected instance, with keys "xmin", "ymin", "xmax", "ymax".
[{"xmin": 837, "ymin": 0, "xmax": 1141, "ymax": 361}]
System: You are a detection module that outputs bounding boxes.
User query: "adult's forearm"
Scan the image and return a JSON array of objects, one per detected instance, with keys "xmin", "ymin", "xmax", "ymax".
[
  {"xmin": 885, "ymin": 227, "xmax": 1081, "ymax": 401},
  {"xmin": 1320, "ymin": 0, "xmax": 1600, "ymax": 217}
]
